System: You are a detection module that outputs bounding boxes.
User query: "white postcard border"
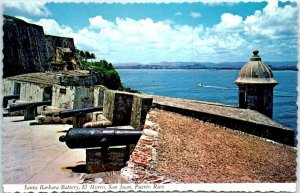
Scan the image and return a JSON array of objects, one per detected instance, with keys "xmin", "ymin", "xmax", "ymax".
[{"xmin": 2, "ymin": 183, "xmax": 297, "ymax": 192}]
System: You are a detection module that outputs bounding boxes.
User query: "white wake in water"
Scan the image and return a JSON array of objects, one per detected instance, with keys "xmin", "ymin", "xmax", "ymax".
[{"xmin": 198, "ymin": 83, "xmax": 236, "ymax": 90}]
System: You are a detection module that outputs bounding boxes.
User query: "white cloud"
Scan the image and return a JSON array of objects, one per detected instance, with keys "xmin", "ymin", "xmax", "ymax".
[
  {"xmin": 4, "ymin": 2, "xmax": 51, "ymax": 16},
  {"xmin": 35, "ymin": 19, "xmax": 74, "ymax": 36},
  {"xmin": 243, "ymin": 0, "xmax": 297, "ymax": 40},
  {"xmin": 11, "ymin": 0, "xmax": 296, "ymax": 63},
  {"xmin": 9, "ymin": 16, "xmax": 73, "ymax": 37},
  {"xmin": 74, "ymin": 16, "xmax": 204, "ymax": 62},
  {"xmin": 212, "ymin": 13, "xmax": 243, "ymax": 33},
  {"xmin": 89, "ymin": 16, "xmax": 114, "ymax": 29},
  {"xmin": 162, "ymin": 19, "xmax": 176, "ymax": 25},
  {"xmin": 76, "ymin": 15, "xmax": 249, "ymax": 63},
  {"xmin": 189, "ymin": 12, "xmax": 201, "ymax": 18},
  {"xmin": 174, "ymin": 12, "xmax": 182, "ymax": 16}
]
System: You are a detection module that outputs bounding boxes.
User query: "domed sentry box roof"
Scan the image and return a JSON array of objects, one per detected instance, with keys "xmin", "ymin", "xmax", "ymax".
[{"xmin": 235, "ymin": 50, "xmax": 278, "ymax": 85}]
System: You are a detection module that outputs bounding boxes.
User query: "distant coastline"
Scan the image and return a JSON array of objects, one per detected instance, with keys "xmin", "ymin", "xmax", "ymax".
[
  {"xmin": 115, "ymin": 61, "xmax": 298, "ymax": 71},
  {"xmin": 115, "ymin": 66, "xmax": 298, "ymax": 71}
]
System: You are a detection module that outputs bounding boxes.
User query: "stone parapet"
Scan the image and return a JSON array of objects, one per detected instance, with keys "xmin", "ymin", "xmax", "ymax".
[
  {"xmin": 103, "ymin": 90, "xmax": 153, "ymax": 128},
  {"xmin": 149, "ymin": 95, "xmax": 294, "ymax": 146},
  {"xmin": 103, "ymin": 90, "xmax": 133, "ymax": 126},
  {"xmin": 93, "ymin": 85, "xmax": 107, "ymax": 107},
  {"xmin": 130, "ymin": 94, "xmax": 153, "ymax": 129}
]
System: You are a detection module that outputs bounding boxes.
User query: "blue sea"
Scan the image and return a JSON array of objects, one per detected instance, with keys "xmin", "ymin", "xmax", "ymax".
[{"xmin": 117, "ymin": 69, "xmax": 298, "ymax": 132}]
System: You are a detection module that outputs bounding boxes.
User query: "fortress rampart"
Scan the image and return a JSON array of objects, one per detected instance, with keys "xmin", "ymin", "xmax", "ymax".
[
  {"xmin": 3, "ymin": 15, "xmax": 81, "ymax": 77},
  {"xmin": 149, "ymin": 95, "xmax": 294, "ymax": 146}
]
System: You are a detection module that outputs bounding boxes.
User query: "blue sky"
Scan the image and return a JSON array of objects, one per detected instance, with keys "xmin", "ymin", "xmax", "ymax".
[{"xmin": 3, "ymin": 0, "xmax": 298, "ymax": 64}]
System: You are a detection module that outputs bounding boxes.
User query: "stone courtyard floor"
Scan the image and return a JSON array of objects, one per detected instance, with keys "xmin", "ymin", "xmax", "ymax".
[
  {"xmin": 2, "ymin": 116, "xmax": 130, "ymax": 184},
  {"xmin": 2, "ymin": 111, "xmax": 297, "ymax": 184},
  {"xmin": 2, "ymin": 116, "xmax": 85, "ymax": 184}
]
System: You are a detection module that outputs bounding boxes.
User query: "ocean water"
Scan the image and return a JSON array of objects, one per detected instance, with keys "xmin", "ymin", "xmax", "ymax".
[{"xmin": 117, "ymin": 69, "xmax": 298, "ymax": 132}]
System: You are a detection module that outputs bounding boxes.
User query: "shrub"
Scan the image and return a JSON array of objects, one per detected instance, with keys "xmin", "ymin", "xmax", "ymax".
[{"xmin": 82, "ymin": 59, "xmax": 122, "ymax": 90}]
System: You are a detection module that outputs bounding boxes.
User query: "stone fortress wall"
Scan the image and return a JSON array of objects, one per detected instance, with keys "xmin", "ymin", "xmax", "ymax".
[
  {"xmin": 3, "ymin": 15, "xmax": 81, "ymax": 78},
  {"xmin": 3, "ymin": 16, "xmax": 49, "ymax": 77},
  {"xmin": 44, "ymin": 35, "xmax": 76, "ymax": 59}
]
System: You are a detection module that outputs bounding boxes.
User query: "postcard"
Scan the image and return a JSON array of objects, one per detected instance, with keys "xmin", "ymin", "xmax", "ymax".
[{"xmin": 1, "ymin": 0, "xmax": 298, "ymax": 192}]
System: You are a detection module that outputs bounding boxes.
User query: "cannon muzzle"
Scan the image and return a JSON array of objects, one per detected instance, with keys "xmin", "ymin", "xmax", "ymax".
[
  {"xmin": 8, "ymin": 100, "xmax": 52, "ymax": 112},
  {"xmin": 59, "ymin": 127, "xmax": 142, "ymax": 149},
  {"xmin": 3, "ymin": 94, "xmax": 20, "ymax": 101},
  {"xmin": 59, "ymin": 135, "xmax": 66, "ymax": 142},
  {"xmin": 58, "ymin": 106, "xmax": 103, "ymax": 118},
  {"xmin": 3, "ymin": 94, "xmax": 20, "ymax": 108}
]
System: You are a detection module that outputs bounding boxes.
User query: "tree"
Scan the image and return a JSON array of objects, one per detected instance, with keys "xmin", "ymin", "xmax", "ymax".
[
  {"xmin": 80, "ymin": 50, "xmax": 85, "ymax": 60},
  {"xmin": 85, "ymin": 51, "xmax": 91, "ymax": 61},
  {"xmin": 97, "ymin": 60, "xmax": 113, "ymax": 70},
  {"xmin": 76, "ymin": 49, "xmax": 122, "ymax": 89},
  {"xmin": 90, "ymin": 53, "xmax": 96, "ymax": 62}
]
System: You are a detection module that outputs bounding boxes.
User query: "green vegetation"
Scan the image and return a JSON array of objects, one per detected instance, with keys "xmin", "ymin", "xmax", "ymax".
[
  {"xmin": 76, "ymin": 49, "xmax": 122, "ymax": 90},
  {"xmin": 79, "ymin": 50, "xmax": 96, "ymax": 62},
  {"xmin": 77, "ymin": 49, "xmax": 140, "ymax": 93},
  {"xmin": 83, "ymin": 59, "xmax": 122, "ymax": 90}
]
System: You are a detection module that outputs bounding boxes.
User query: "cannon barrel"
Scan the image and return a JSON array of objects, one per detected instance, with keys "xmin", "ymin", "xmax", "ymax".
[
  {"xmin": 9, "ymin": 100, "xmax": 52, "ymax": 112},
  {"xmin": 3, "ymin": 94, "xmax": 20, "ymax": 101},
  {"xmin": 59, "ymin": 127, "xmax": 142, "ymax": 149},
  {"xmin": 58, "ymin": 106, "xmax": 103, "ymax": 118},
  {"xmin": 3, "ymin": 94, "xmax": 20, "ymax": 107}
]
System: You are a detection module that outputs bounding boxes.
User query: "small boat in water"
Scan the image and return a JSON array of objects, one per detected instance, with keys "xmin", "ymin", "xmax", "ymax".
[{"xmin": 198, "ymin": 83, "xmax": 204, "ymax": 87}]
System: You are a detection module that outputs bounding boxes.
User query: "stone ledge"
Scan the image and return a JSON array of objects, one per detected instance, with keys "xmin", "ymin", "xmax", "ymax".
[{"xmin": 147, "ymin": 95, "xmax": 294, "ymax": 146}]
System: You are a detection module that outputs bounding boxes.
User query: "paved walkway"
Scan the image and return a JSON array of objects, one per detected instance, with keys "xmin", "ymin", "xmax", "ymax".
[{"xmin": 2, "ymin": 116, "xmax": 85, "ymax": 184}]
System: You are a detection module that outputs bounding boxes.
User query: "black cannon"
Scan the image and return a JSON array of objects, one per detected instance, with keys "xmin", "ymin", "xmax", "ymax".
[
  {"xmin": 59, "ymin": 127, "xmax": 142, "ymax": 149},
  {"xmin": 8, "ymin": 100, "xmax": 52, "ymax": 120},
  {"xmin": 3, "ymin": 94, "xmax": 20, "ymax": 108},
  {"xmin": 58, "ymin": 106, "xmax": 103, "ymax": 118},
  {"xmin": 8, "ymin": 100, "xmax": 52, "ymax": 112}
]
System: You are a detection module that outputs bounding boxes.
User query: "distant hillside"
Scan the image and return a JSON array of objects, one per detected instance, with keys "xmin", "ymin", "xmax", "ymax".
[{"xmin": 115, "ymin": 61, "xmax": 298, "ymax": 71}]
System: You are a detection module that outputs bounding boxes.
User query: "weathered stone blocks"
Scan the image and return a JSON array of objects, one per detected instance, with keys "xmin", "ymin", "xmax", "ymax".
[
  {"xmin": 3, "ymin": 15, "xmax": 49, "ymax": 77},
  {"xmin": 103, "ymin": 90, "xmax": 153, "ymax": 128},
  {"xmin": 34, "ymin": 114, "xmax": 72, "ymax": 125},
  {"xmin": 73, "ymin": 114, "xmax": 93, "ymax": 128},
  {"xmin": 130, "ymin": 94, "xmax": 153, "ymax": 129},
  {"xmin": 86, "ymin": 146, "xmax": 133, "ymax": 174},
  {"xmin": 24, "ymin": 106, "xmax": 37, "ymax": 120},
  {"xmin": 121, "ymin": 122, "xmax": 173, "ymax": 183},
  {"xmin": 73, "ymin": 87, "xmax": 94, "ymax": 109},
  {"xmin": 103, "ymin": 90, "xmax": 134, "ymax": 126},
  {"xmin": 83, "ymin": 114, "xmax": 112, "ymax": 128},
  {"xmin": 3, "ymin": 15, "xmax": 82, "ymax": 77},
  {"xmin": 93, "ymin": 85, "xmax": 107, "ymax": 107}
]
